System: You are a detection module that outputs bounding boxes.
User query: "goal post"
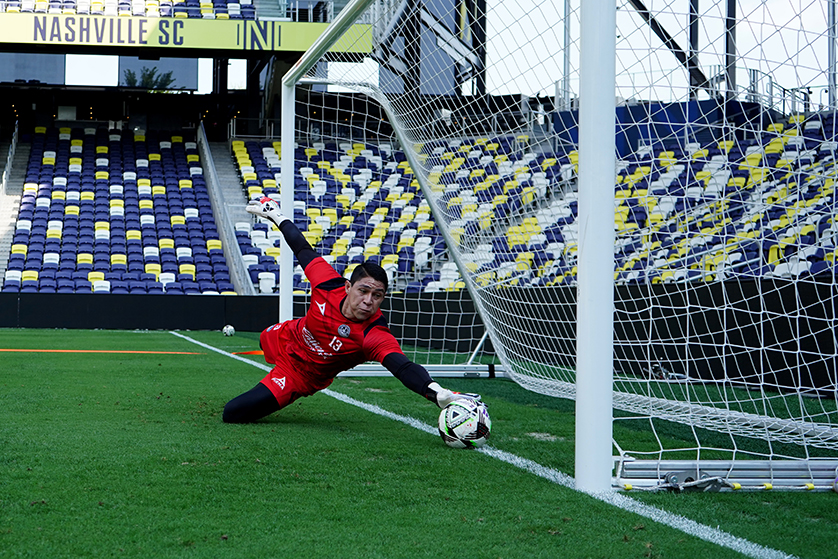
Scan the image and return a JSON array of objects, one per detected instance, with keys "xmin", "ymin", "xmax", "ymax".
[
  {"xmin": 273, "ymin": 0, "xmax": 838, "ymax": 491},
  {"xmin": 575, "ymin": 0, "xmax": 617, "ymax": 493}
]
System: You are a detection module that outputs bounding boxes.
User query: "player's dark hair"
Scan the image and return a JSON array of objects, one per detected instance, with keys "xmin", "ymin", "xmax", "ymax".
[{"xmin": 349, "ymin": 261, "xmax": 389, "ymax": 292}]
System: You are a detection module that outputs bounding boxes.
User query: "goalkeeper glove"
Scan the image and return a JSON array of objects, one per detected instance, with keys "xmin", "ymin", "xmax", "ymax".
[
  {"xmin": 246, "ymin": 197, "xmax": 290, "ymax": 229},
  {"xmin": 427, "ymin": 382, "xmax": 482, "ymax": 408}
]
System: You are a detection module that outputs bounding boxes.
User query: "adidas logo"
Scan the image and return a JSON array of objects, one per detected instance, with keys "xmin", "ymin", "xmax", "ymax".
[{"xmin": 272, "ymin": 377, "xmax": 286, "ymax": 390}]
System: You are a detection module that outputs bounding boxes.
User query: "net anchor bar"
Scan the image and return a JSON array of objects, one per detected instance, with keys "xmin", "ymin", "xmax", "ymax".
[{"xmin": 616, "ymin": 458, "xmax": 838, "ymax": 492}]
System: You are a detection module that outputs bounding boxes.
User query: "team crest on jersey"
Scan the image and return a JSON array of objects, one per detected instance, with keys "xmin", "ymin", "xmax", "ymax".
[
  {"xmin": 272, "ymin": 377, "xmax": 286, "ymax": 390},
  {"xmin": 337, "ymin": 324, "xmax": 351, "ymax": 338}
]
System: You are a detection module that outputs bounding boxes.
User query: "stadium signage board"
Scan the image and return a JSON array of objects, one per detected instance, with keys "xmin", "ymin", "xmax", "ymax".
[{"xmin": 0, "ymin": 14, "xmax": 371, "ymax": 52}]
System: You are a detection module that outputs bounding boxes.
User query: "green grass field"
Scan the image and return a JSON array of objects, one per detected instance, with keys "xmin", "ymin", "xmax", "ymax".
[{"xmin": 1, "ymin": 328, "xmax": 836, "ymax": 559}]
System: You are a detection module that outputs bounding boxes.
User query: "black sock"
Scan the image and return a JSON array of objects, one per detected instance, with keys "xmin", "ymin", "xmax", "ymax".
[{"xmin": 223, "ymin": 383, "xmax": 281, "ymax": 423}]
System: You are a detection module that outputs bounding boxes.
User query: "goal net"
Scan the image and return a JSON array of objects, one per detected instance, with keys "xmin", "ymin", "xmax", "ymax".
[{"xmin": 278, "ymin": 0, "xmax": 838, "ymax": 490}]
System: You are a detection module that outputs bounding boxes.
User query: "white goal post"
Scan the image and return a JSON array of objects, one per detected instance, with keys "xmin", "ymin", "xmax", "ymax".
[{"xmin": 273, "ymin": 0, "xmax": 838, "ymax": 492}]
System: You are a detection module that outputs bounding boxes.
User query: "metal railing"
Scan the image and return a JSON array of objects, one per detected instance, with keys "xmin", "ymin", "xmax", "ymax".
[
  {"xmin": 286, "ymin": 0, "xmax": 332, "ymax": 22},
  {"xmin": 0, "ymin": 120, "xmax": 19, "ymax": 198},
  {"xmin": 706, "ymin": 64, "xmax": 833, "ymax": 117}
]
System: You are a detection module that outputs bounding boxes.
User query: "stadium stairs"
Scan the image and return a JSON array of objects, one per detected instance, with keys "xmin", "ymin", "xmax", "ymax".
[
  {"xmin": 208, "ymin": 141, "xmax": 251, "ymax": 230},
  {"xmin": 0, "ymin": 142, "xmax": 29, "ymax": 281}
]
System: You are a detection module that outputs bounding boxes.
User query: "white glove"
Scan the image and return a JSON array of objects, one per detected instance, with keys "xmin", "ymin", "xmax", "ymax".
[
  {"xmin": 428, "ymin": 382, "xmax": 482, "ymax": 408},
  {"xmin": 246, "ymin": 197, "xmax": 290, "ymax": 229}
]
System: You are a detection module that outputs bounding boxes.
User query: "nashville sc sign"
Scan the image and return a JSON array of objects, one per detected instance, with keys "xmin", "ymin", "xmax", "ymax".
[{"xmin": 0, "ymin": 13, "xmax": 372, "ymax": 52}]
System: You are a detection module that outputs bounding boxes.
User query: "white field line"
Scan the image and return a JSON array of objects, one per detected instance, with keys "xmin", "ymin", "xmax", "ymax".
[{"xmin": 171, "ymin": 331, "xmax": 795, "ymax": 559}]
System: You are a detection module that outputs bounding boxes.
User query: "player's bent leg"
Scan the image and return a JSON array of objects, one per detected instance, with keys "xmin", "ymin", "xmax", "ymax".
[{"xmin": 223, "ymin": 383, "xmax": 281, "ymax": 423}]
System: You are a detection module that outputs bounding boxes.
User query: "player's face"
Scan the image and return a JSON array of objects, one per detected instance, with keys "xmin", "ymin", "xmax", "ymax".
[{"xmin": 342, "ymin": 277, "xmax": 386, "ymax": 322}]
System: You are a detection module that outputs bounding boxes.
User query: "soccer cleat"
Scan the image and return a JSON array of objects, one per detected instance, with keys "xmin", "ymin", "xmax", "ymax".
[{"xmin": 246, "ymin": 197, "xmax": 289, "ymax": 228}]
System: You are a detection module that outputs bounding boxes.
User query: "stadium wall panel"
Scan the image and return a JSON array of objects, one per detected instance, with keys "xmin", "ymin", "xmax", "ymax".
[{"xmin": 0, "ymin": 291, "xmax": 488, "ymax": 354}]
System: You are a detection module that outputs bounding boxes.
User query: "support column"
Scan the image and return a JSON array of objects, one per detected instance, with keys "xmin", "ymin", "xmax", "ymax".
[{"xmin": 725, "ymin": 0, "xmax": 736, "ymax": 98}]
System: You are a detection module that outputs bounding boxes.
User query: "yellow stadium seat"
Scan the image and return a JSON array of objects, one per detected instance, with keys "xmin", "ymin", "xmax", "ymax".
[
  {"xmin": 159, "ymin": 238, "xmax": 175, "ymax": 249},
  {"xmin": 77, "ymin": 253, "xmax": 93, "ymax": 264},
  {"xmin": 765, "ymin": 139, "xmax": 784, "ymax": 154},
  {"xmin": 22, "ymin": 270, "xmax": 39, "ymax": 282},
  {"xmin": 321, "ymin": 208, "xmax": 338, "ymax": 225},
  {"xmin": 144, "ymin": 264, "xmax": 161, "ymax": 280},
  {"xmin": 88, "ymin": 271, "xmax": 105, "ymax": 283},
  {"xmin": 265, "ymin": 247, "xmax": 282, "ymax": 262},
  {"xmin": 303, "ymin": 231, "xmax": 322, "ymax": 246},
  {"xmin": 179, "ymin": 264, "xmax": 196, "ymax": 279},
  {"xmin": 739, "ymin": 152, "xmax": 762, "ymax": 169},
  {"xmin": 207, "ymin": 239, "xmax": 222, "ymax": 251},
  {"xmin": 111, "ymin": 254, "xmax": 127, "ymax": 266}
]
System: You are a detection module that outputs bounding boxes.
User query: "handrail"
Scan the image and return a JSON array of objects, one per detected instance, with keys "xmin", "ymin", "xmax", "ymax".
[
  {"xmin": 1, "ymin": 120, "xmax": 19, "ymax": 198},
  {"xmin": 196, "ymin": 121, "xmax": 256, "ymax": 295}
]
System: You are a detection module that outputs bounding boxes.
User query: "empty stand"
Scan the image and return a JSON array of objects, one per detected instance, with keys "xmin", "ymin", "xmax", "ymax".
[
  {"xmin": 3, "ymin": 126, "xmax": 232, "ymax": 294},
  {"xmin": 229, "ymin": 112, "xmax": 838, "ymax": 295}
]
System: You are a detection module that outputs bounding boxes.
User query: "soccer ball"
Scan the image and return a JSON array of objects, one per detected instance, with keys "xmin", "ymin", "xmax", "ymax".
[
  {"xmin": 438, "ymin": 399, "xmax": 491, "ymax": 449},
  {"xmin": 222, "ymin": 325, "xmax": 235, "ymax": 336}
]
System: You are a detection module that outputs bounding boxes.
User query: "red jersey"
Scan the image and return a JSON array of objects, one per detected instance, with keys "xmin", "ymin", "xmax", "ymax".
[{"xmin": 266, "ymin": 257, "xmax": 403, "ymax": 384}]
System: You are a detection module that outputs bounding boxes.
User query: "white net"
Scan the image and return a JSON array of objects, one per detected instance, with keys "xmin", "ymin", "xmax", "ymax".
[{"xmin": 282, "ymin": 0, "xmax": 838, "ymax": 483}]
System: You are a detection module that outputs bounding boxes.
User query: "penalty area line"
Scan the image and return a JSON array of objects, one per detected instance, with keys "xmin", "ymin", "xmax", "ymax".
[{"xmin": 172, "ymin": 331, "xmax": 794, "ymax": 559}]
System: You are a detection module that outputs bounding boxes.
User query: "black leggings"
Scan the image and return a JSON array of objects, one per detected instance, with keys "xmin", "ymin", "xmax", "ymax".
[{"xmin": 223, "ymin": 383, "xmax": 281, "ymax": 423}]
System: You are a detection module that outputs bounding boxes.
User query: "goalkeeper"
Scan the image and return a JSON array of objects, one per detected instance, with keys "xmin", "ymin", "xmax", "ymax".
[{"xmin": 222, "ymin": 197, "xmax": 479, "ymax": 423}]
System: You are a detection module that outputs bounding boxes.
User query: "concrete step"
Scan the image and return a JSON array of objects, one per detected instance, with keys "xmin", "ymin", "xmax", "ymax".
[
  {"xmin": 0, "ymin": 143, "xmax": 28, "ymax": 284},
  {"xmin": 209, "ymin": 141, "xmax": 251, "ymax": 229}
]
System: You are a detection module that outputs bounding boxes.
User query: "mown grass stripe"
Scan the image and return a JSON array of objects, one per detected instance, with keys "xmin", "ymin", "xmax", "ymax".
[{"xmin": 171, "ymin": 331, "xmax": 796, "ymax": 559}]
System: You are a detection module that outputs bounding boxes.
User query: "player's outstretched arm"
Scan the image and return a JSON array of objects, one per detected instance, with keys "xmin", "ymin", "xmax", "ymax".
[
  {"xmin": 381, "ymin": 352, "xmax": 481, "ymax": 408},
  {"xmin": 246, "ymin": 197, "xmax": 318, "ymax": 269}
]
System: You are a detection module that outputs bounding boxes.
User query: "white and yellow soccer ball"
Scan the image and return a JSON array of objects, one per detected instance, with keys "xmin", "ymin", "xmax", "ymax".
[
  {"xmin": 222, "ymin": 325, "xmax": 235, "ymax": 336},
  {"xmin": 438, "ymin": 399, "xmax": 491, "ymax": 449}
]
